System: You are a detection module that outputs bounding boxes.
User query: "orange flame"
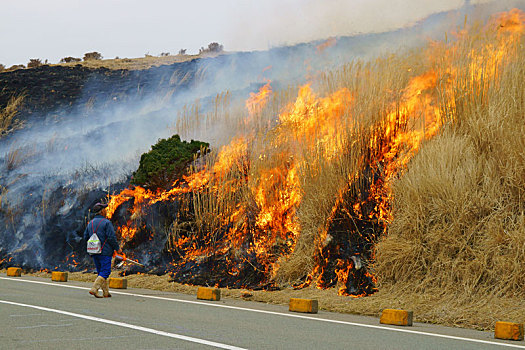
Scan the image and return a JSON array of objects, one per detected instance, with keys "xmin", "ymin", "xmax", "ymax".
[
  {"xmin": 316, "ymin": 37, "xmax": 337, "ymax": 53},
  {"xmin": 104, "ymin": 9, "xmax": 525, "ymax": 295},
  {"xmin": 302, "ymin": 9, "xmax": 525, "ymax": 295},
  {"xmin": 492, "ymin": 8, "xmax": 525, "ymax": 34},
  {"xmin": 246, "ymin": 81, "xmax": 272, "ymax": 116}
]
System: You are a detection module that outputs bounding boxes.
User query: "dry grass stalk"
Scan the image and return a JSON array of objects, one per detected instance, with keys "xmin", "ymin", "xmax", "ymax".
[
  {"xmin": 376, "ymin": 16, "xmax": 525, "ymax": 306},
  {"xmin": 167, "ymin": 37, "xmax": 442, "ymax": 285},
  {"xmin": 174, "ymin": 12, "xmax": 525, "ymax": 304},
  {"xmin": 0, "ymin": 95, "xmax": 24, "ymax": 137}
]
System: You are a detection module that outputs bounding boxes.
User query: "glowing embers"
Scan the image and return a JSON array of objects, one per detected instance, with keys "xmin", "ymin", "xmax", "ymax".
[
  {"xmin": 62, "ymin": 252, "xmax": 79, "ymax": 267},
  {"xmin": 0, "ymin": 256, "xmax": 13, "ymax": 267},
  {"xmin": 308, "ymin": 184, "xmax": 382, "ymax": 296}
]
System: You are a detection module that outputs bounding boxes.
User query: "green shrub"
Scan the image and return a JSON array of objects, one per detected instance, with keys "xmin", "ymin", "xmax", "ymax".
[{"xmin": 132, "ymin": 135, "xmax": 208, "ymax": 189}]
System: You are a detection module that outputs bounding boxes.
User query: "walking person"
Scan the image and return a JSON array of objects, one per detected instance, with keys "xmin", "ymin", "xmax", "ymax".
[{"xmin": 84, "ymin": 202, "xmax": 119, "ymax": 298}]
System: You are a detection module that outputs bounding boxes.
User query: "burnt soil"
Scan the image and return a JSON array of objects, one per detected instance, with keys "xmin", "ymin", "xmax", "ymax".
[{"xmin": 0, "ymin": 61, "xmax": 200, "ymax": 124}]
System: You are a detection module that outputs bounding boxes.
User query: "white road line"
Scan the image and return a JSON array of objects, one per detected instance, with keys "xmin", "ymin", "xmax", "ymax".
[
  {"xmin": 2, "ymin": 276, "xmax": 525, "ymax": 349},
  {"xmin": 0, "ymin": 299, "xmax": 246, "ymax": 350},
  {"xmin": 19, "ymin": 334, "xmax": 138, "ymax": 344},
  {"xmin": 9, "ymin": 313, "xmax": 45, "ymax": 317},
  {"xmin": 16, "ymin": 323, "xmax": 73, "ymax": 329}
]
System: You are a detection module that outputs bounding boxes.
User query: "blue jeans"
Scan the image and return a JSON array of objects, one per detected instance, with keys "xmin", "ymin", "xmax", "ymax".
[{"xmin": 92, "ymin": 255, "xmax": 112, "ymax": 279}]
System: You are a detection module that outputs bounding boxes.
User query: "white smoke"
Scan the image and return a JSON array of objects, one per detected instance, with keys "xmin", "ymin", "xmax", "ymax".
[{"xmin": 1, "ymin": 0, "xmax": 524, "ymax": 268}]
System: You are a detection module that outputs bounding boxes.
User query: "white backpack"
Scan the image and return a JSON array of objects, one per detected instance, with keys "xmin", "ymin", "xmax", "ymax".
[{"xmin": 86, "ymin": 219, "xmax": 104, "ymax": 255}]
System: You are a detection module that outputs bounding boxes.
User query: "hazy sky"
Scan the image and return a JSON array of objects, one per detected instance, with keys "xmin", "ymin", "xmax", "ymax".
[{"xmin": 0, "ymin": 0, "xmax": 490, "ymax": 66}]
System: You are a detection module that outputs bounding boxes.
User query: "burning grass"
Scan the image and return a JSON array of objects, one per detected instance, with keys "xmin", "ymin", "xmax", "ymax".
[
  {"xmin": 370, "ymin": 8, "xmax": 525, "ymax": 328},
  {"xmin": 99, "ymin": 9, "xmax": 525, "ymax": 300},
  {"xmin": 3, "ymin": 9, "xmax": 525, "ymax": 330},
  {"xmin": 376, "ymin": 22, "xmax": 525, "ymax": 298}
]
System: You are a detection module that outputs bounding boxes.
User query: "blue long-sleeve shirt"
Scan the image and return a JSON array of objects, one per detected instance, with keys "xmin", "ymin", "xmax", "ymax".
[{"xmin": 83, "ymin": 215, "xmax": 119, "ymax": 256}]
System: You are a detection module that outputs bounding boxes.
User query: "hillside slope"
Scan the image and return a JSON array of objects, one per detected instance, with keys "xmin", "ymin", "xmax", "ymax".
[{"xmin": 1, "ymin": 2, "xmax": 525, "ymax": 332}]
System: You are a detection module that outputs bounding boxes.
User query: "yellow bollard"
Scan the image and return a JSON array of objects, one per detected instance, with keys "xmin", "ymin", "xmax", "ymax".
[
  {"xmin": 108, "ymin": 277, "xmax": 127, "ymax": 289},
  {"xmin": 7, "ymin": 267, "xmax": 22, "ymax": 277},
  {"xmin": 197, "ymin": 287, "xmax": 221, "ymax": 301},
  {"xmin": 51, "ymin": 271, "xmax": 68, "ymax": 282},
  {"xmin": 289, "ymin": 298, "xmax": 319, "ymax": 314},
  {"xmin": 380, "ymin": 309, "xmax": 413, "ymax": 326},
  {"xmin": 495, "ymin": 321, "xmax": 524, "ymax": 341}
]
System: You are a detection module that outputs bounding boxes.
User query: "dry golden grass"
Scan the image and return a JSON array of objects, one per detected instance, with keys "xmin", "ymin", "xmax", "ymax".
[
  {"xmin": 375, "ymin": 12, "xmax": 525, "ymax": 326},
  {"xmin": 0, "ymin": 95, "xmax": 24, "ymax": 137},
  {"xmin": 159, "ymin": 12, "xmax": 525, "ymax": 330},
  {"xmin": 52, "ymin": 53, "xmax": 223, "ymax": 71},
  {"xmin": 274, "ymin": 54, "xmax": 425, "ymax": 285}
]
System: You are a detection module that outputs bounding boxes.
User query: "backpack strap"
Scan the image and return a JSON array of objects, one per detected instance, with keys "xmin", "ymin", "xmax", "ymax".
[{"xmin": 92, "ymin": 219, "xmax": 104, "ymax": 235}]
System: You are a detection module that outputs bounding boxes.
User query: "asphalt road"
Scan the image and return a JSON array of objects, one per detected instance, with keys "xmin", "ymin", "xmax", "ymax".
[{"xmin": 1, "ymin": 275, "xmax": 524, "ymax": 350}]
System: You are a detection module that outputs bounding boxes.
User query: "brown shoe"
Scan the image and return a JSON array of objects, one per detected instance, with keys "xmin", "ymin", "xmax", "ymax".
[
  {"xmin": 101, "ymin": 277, "xmax": 112, "ymax": 298},
  {"xmin": 89, "ymin": 276, "xmax": 104, "ymax": 298}
]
